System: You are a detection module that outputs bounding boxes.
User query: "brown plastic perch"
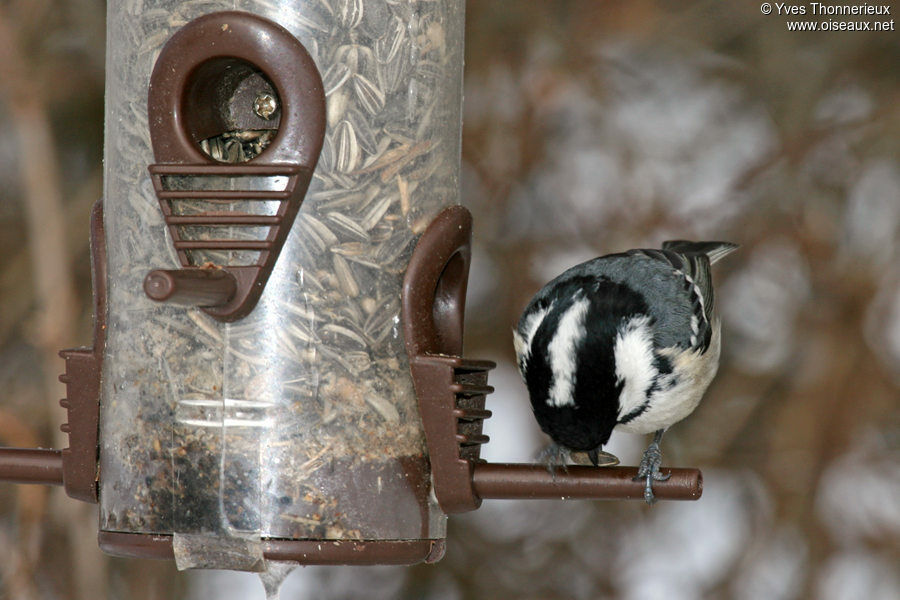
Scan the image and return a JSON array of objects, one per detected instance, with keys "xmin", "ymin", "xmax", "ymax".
[
  {"xmin": 0, "ymin": 448, "xmax": 64, "ymax": 486},
  {"xmin": 472, "ymin": 463, "xmax": 702, "ymax": 501}
]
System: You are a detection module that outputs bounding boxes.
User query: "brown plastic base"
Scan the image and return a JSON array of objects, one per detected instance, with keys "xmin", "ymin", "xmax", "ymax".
[
  {"xmin": 97, "ymin": 531, "xmax": 446, "ymax": 565},
  {"xmin": 98, "ymin": 532, "xmax": 445, "ymax": 566}
]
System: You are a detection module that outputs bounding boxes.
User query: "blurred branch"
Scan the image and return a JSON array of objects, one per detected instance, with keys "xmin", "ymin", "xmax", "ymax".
[
  {"xmin": 0, "ymin": 9, "xmax": 77, "ymax": 374},
  {"xmin": 0, "ymin": 170, "xmax": 99, "ymax": 348}
]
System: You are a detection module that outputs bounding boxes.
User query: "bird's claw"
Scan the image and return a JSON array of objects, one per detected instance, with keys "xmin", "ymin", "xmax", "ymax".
[
  {"xmin": 537, "ymin": 443, "xmax": 570, "ymax": 479},
  {"xmin": 633, "ymin": 441, "xmax": 669, "ymax": 504}
]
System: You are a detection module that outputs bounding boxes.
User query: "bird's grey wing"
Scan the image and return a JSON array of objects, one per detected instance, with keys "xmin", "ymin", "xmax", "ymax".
[
  {"xmin": 636, "ymin": 247, "xmax": 715, "ymax": 323},
  {"xmin": 528, "ymin": 241, "xmax": 736, "ymax": 352},
  {"xmin": 662, "ymin": 240, "xmax": 739, "ymax": 265},
  {"xmin": 622, "ymin": 244, "xmax": 729, "ymax": 352},
  {"xmin": 659, "ymin": 240, "xmax": 737, "ymax": 322},
  {"xmin": 580, "ymin": 253, "xmax": 698, "ymax": 350}
]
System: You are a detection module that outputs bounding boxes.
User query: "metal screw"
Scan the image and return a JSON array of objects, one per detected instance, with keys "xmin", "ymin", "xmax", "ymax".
[{"xmin": 253, "ymin": 92, "xmax": 278, "ymax": 120}]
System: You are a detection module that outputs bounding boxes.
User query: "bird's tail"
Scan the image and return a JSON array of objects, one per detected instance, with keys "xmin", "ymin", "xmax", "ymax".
[{"xmin": 662, "ymin": 240, "xmax": 739, "ymax": 265}]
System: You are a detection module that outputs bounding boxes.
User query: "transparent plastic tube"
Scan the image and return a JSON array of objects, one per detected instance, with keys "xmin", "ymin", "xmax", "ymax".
[{"xmin": 101, "ymin": 0, "xmax": 464, "ymax": 569}]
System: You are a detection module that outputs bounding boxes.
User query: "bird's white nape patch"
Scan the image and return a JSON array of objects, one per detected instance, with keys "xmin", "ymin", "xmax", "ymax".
[
  {"xmin": 514, "ymin": 301, "xmax": 554, "ymax": 373},
  {"xmin": 614, "ymin": 315, "xmax": 658, "ymax": 420},
  {"xmin": 546, "ymin": 296, "xmax": 591, "ymax": 407}
]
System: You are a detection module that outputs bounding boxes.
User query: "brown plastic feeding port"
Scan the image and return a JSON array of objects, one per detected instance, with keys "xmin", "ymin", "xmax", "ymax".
[
  {"xmin": 144, "ymin": 11, "xmax": 326, "ymax": 322},
  {"xmin": 402, "ymin": 206, "xmax": 703, "ymax": 513}
]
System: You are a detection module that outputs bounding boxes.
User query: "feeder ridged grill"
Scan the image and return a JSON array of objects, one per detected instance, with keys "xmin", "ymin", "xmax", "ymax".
[
  {"xmin": 408, "ymin": 354, "xmax": 496, "ymax": 514},
  {"xmin": 149, "ymin": 164, "xmax": 307, "ymax": 267},
  {"xmin": 450, "ymin": 362, "xmax": 494, "ymax": 460}
]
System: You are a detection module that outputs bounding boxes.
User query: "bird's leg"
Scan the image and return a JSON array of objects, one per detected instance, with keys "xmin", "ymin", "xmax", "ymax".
[
  {"xmin": 633, "ymin": 429, "xmax": 671, "ymax": 504},
  {"xmin": 536, "ymin": 442, "xmax": 570, "ymax": 478}
]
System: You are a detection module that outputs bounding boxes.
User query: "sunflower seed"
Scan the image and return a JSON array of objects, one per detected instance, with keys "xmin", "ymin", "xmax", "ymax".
[
  {"xmin": 375, "ymin": 54, "xmax": 408, "ymax": 96},
  {"xmin": 374, "ymin": 231, "xmax": 415, "ymax": 266},
  {"xmin": 327, "ymin": 89, "xmax": 350, "ymax": 128},
  {"xmin": 318, "ymin": 345, "xmax": 357, "ymax": 374},
  {"xmin": 325, "ymin": 211, "xmax": 370, "ymax": 242},
  {"xmin": 331, "ymin": 242, "xmax": 369, "ymax": 257},
  {"xmin": 334, "ymin": 44, "xmax": 375, "ymax": 77},
  {"xmin": 278, "ymin": 298, "xmax": 318, "ymax": 323},
  {"xmin": 322, "ymin": 63, "xmax": 352, "ymax": 97},
  {"xmin": 317, "ymin": 0, "xmax": 334, "ymax": 16},
  {"xmin": 375, "ymin": 16, "xmax": 407, "ymax": 64},
  {"xmin": 332, "ymin": 254, "xmax": 359, "ymax": 297},
  {"xmin": 298, "ymin": 213, "xmax": 339, "ymax": 248},
  {"xmin": 360, "ymin": 194, "xmax": 394, "ymax": 231},
  {"xmin": 343, "ymin": 254, "xmax": 382, "ymax": 270},
  {"xmin": 334, "ymin": 120, "xmax": 361, "ymax": 173},
  {"xmin": 272, "ymin": 327, "xmax": 303, "ymax": 362},
  {"xmin": 321, "ymin": 323, "xmax": 368, "ymax": 348},
  {"xmin": 336, "ymin": 0, "xmax": 364, "ymax": 30},
  {"xmin": 363, "ymin": 297, "xmax": 400, "ymax": 334},
  {"xmin": 286, "ymin": 321, "xmax": 318, "ymax": 345},
  {"xmin": 337, "ymin": 301, "xmax": 365, "ymax": 327},
  {"xmin": 353, "ymin": 73, "xmax": 386, "ymax": 116},
  {"xmin": 343, "ymin": 108, "xmax": 377, "ymax": 155}
]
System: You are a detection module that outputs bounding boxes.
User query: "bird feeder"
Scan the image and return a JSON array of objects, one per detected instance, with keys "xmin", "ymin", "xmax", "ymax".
[{"xmin": 0, "ymin": 2, "xmax": 701, "ymax": 572}]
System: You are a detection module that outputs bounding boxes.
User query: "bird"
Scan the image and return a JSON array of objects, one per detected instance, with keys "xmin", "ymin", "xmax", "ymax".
[{"xmin": 513, "ymin": 240, "xmax": 738, "ymax": 504}]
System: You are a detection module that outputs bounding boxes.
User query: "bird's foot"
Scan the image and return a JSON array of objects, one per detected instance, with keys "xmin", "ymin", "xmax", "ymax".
[
  {"xmin": 633, "ymin": 441, "xmax": 670, "ymax": 505},
  {"xmin": 536, "ymin": 443, "xmax": 571, "ymax": 478}
]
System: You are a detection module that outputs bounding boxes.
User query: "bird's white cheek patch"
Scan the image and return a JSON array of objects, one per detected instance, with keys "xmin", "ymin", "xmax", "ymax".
[
  {"xmin": 614, "ymin": 315, "xmax": 657, "ymax": 420},
  {"xmin": 617, "ymin": 319, "xmax": 722, "ymax": 434},
  {"xmin": 546, "ymin": 297, "xmax": 590, "ymax": 407}
]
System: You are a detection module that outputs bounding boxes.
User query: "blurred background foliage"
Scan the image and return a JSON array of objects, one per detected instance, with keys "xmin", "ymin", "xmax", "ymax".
[{"xmin": 0, "ymin": 1, "xmax": 898, "ymax": 598}]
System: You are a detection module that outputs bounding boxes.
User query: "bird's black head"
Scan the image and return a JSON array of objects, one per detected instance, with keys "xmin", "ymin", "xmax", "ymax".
[{"xmin": 520, "ymin": 275, "xmax": 649, "ymax": 451}]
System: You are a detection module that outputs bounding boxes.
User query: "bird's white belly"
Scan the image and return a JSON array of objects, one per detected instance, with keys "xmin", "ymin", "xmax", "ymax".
[{"xmin": 615, "ymin": 321, "xmax": 722, "ymax": 435}]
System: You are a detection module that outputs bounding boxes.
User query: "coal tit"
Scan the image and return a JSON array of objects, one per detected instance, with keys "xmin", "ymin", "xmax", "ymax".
[{"xmin": 514, "ymin": 240, "xmax": 737, "ymax": 503}]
